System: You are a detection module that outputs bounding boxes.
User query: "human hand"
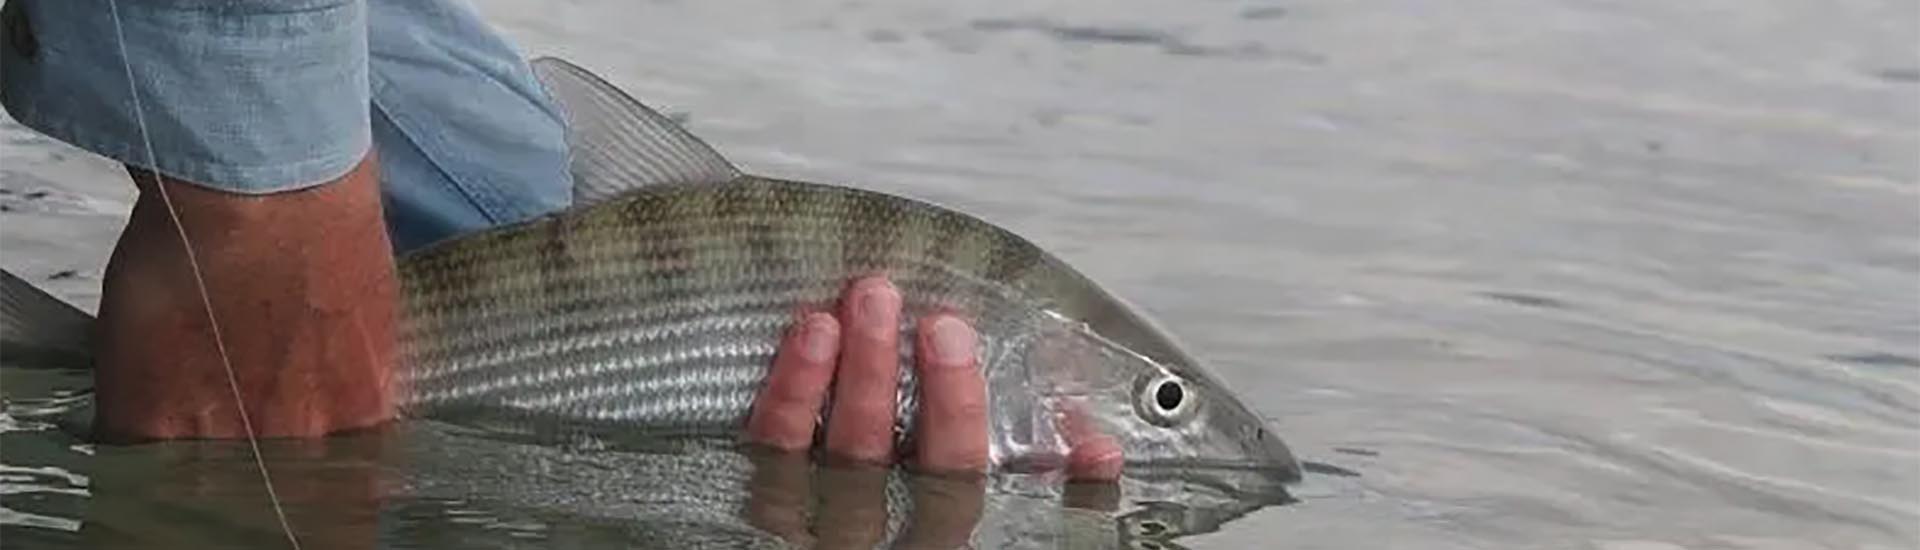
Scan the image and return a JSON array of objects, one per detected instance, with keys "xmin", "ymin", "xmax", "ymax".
[
  {"xmin": 92, "ymin": 159, "xmax": 398, "ymax": 443},
  {"xmin": 746, "ymin": 276, "xmax": 986, "ymax": 472},
  {"xmin": 745, "ymin": 275, "xmax": 1124, "ymax": 479}
]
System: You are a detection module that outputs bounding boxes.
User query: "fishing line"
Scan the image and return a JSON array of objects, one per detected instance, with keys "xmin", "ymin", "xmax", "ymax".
[{"xmin": 103, "ymin": 2, "xmax": 303, "ymax": 548}]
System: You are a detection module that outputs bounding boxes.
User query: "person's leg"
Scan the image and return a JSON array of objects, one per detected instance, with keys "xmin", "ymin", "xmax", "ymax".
[
  {"xmin": 365, "ymin": 0, "xmax": 572, "ymax": 253},
  {"xmin": 1, "ymin": 0, "xmax": 399, "ymax": 442}
]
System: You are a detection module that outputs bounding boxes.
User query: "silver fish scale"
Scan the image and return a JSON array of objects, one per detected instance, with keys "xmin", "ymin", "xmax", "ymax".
[{"xmin": 394, "ymin": 177, "xmax": 1069, "ymax": 441}]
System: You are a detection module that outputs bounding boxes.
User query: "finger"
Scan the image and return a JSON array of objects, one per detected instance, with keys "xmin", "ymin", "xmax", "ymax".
[
  {"xmin": 1062, "ymin": 408, "xmax": 1125, "ymax": 482},
  {"xmin": 747, "ymin": 313, "xmax": 840, "ymax": 451},
  {"xmin": 913, "ymin": 314, "xmax": 989, "ymax": 474},
  {"xmin": 824, "ymin": 276, "xmax": 902, "ymax": 464},
  {"xmin": 813, "ymin": 463, "xmax": 892, "ymax": 550},
  {"xmin": 897, "ymin": 473, "xmax": 986, "ymax": 549},
  {"xmin": 744, "ymin": 446, "xmax": 818, "ymax": 548}
]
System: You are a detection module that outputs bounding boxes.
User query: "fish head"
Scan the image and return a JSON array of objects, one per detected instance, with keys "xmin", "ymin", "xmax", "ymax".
[
  {"xmin": 1108, "ymin": 352, "xmax": 1302, "ymax": 498},
  {"xmin": 1015, "ymin": 310, "xmax": 1302, "ymax": 499}
]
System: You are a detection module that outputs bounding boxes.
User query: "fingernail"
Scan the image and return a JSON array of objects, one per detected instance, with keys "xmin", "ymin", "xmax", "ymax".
[
  {"xmin": 928, "ymin": 316, "xmax": 975, "ymax": 367},
  {"xmin": 800, "ymin": 314, "xmax": 838, "ymax": 363},
  {"xmin": 855, "ymin": 280, "xmax": 897, "ymax": 332}
]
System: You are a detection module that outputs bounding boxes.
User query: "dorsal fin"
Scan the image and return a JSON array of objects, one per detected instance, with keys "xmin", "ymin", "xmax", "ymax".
[{"xmin": 530, "ymin": 57, "xmax": 740, "ymax": 204}]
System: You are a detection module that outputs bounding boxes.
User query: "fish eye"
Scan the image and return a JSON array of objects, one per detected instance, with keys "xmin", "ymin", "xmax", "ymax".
[
  {"xmin": 1134, "ymin": 374, "xmax": 1197, "ymax": 427},
  {"xmin": 1155, "ymin": 380, "xmax": 1184, "ymax": 411}
]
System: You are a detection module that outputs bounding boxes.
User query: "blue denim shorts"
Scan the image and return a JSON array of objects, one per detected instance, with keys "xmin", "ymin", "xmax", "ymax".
[{"xmin": 0, "ymin": 0, "xmax": 572, "ymax": 252}]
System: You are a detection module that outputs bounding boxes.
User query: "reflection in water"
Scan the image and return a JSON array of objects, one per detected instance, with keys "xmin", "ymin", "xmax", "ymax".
[
  {"xmin": 1, "ymin": 383, "xmax": 1293, "ymax": 550},
  {"xmin": 375, "ymin": 424, "xmax": 1297, "ymax": 549},
  {"xmin": 75, "ymin": 432, "xmax": 394, "ymax": 550},
  {"xmin": 743, "ymin": 446, "xmax": 987, "ymax": 549}
]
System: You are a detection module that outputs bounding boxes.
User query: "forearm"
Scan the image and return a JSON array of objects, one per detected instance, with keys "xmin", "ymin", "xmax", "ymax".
[{"xmin": 92, "ymin": 155, "xmax": 400, "ymax": 442}]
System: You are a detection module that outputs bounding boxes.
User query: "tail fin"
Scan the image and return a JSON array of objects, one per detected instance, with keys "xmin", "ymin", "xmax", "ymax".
[{"xmin": 1, "ymin": 269, "xmax": 95, "ymax": 369}]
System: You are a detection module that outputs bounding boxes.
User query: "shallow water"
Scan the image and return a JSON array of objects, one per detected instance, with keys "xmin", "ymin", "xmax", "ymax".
[
  {"xmin": 3, "ymin": 364, "xmax": 1279, "ymax": 550},
  {"xmin": 3, "ymin": 0, "xmax": 1917, "ymax": 548}
]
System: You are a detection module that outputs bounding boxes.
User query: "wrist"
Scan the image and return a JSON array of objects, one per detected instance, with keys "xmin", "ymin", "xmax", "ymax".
[{"xmin": 92, "ymin": 156, "xmax": 400, "ymax": 442}]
